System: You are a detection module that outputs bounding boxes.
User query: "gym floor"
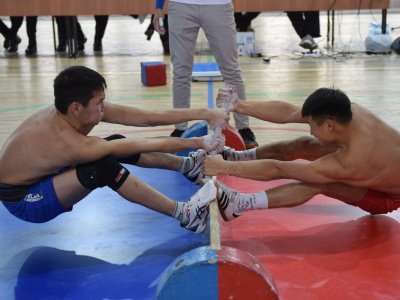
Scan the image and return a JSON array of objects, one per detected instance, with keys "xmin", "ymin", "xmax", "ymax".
[{"xmin": 0, "ymin": 11, "xmax": 400, "ymax": 299}]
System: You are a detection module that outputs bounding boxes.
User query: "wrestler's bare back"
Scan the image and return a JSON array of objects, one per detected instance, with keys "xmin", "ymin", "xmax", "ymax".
[
  {"xmin": 318, "ymin": 104, "xmax": 400, "ymax": 193},
  {"xmin": 0, "ymin": 107, "xmax": 97, "ymax": 185}
]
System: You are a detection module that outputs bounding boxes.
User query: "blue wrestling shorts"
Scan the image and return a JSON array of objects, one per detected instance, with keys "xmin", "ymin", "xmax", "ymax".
[{"xmin": 1, "ymin": 176, "xmax": 69, "ymax": 223}]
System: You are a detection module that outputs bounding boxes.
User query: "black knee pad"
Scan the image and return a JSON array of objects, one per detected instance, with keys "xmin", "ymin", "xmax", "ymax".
[{"xmin": 76, "ymin": 157, "xmax": 130, "ymax": 191}]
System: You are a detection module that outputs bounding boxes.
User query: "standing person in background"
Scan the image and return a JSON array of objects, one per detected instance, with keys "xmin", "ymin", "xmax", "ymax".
[
  {"xmin": 287, "ymin": 11, "xmax": 321, "ymax": 51},
  {"xmin": 1, "ymin": 16, "xmax": 43, "ymax": 56},
  {"xmin": 24, "ymin": 16, "xmax": 38, "ymax": 56},
  {"xmin": 144, "ymin": 14, "xmax": 170, "ymax": 55},
  {"xmin": 0, "ymin": 17, "xmax": 23, "ymax": 53},
  {"xmin": 55, "ymin": 16, "xmax": 87, "ymax": 52},
  {"xmin": 24, "ymin": 16, "xmax": 107, "ymax": 55},
  {"xmin": 153, "ymin": 0, "xmax": 258, "ymax": 149},
  {"xmin": 93, "ymin": 15, "xmax": 109, "ymax": 52}
]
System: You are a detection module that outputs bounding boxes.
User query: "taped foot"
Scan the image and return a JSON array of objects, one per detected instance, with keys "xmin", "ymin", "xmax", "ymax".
[
  {"xmin": 217, "ymin": 180, "xmax": 242, "ymax": 221},
  {"xmin": 181, "ymin": 180, "xmax": 217, "ymax": 233},
  {"xmin": 221, "ymin": 146, "xmax": 255, "ymax": 161}
]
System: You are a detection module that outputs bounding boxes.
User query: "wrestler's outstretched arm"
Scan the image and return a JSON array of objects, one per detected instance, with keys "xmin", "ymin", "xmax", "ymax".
[
  {"xmin": 217, "ymin": 93, "xmax": 306, "ymax": 124},
  {"xmin": 72, "ymin": 134, "xmax": 224, "ymax": 163},
  {"xmin": 235, "ymin": 101, "xmax": 305, "ymax": 124},
  {"xmin": 102, "ymin": 102, "xmax": 229, "ymax": 130}
]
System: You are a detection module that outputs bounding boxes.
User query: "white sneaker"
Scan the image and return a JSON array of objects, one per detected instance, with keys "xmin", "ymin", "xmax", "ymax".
[
  {"xmin": 183, "ymin": 149, "xmax": 207, "ymax": 184},
  {"xmin": 181, "ymin": 180, "xmax": 217, "ymax": 233},
  {"xmin": 217, "ymin": 180, "xmax": 242, "ymax": 221}
]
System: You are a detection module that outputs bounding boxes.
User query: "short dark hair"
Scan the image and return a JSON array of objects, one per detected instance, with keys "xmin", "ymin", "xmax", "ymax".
[
  {"xmin": 54, "ymin": 66, "xmax": 107, "ymax": 114},
  {"xmin": 301, "ymin": 88, "xmax": 352, "ymax": 125}
]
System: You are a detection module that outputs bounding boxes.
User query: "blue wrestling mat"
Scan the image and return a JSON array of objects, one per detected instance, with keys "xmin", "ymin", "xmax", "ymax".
[{"xmin": 0, "ymin": 166, "xmax": 208, "ymax": 300}]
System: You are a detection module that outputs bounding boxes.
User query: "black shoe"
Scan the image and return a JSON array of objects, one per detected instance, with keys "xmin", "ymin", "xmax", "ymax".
[
  {"xmin": 3, "ymin": 39, "xmax": 9, "ymax": 49},
  {"xmin": 78, "ymin": 37, "xmax": 87, "ymax": 52},
  {"xmin": 170, "ymin": 129, "xmax": 185, "ymax": 137},
  {"xmin": 93, "ymin": 40, "xmax": 102, "ymax": 51},
  {"xmin": 7, "ymin": 36, "xmax": 21, "ymax": 53},
  {"xmin": 25, "ymin": 43, "xmax": 37, "ymax": 56},
  {"xmin": 56, "ymin": 40, "xmax": 67, "ymax": 52},
  {"xmin": 238, "ymin": 127, "xmax": 258, "ymax": 149}
]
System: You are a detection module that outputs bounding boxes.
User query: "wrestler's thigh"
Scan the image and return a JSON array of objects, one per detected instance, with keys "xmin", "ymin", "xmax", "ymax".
[
  {"xmin": 320, "ymin": 182, "xmax": 368, "ymax": 204},
  {"xmin": 53, "ymin": 168, "xmax": 90, "ymax": 208}
]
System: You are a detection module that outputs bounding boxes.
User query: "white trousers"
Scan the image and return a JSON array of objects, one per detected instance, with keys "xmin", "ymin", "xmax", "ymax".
[{"xmin": 169, "ymin": 2, "xmax": 250, "ymax": 130}]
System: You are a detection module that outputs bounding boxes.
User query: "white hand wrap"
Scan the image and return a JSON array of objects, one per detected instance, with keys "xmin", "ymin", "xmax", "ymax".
[
  {"xmin": 203, "ymin": 131, "xmax": 226, "ymax": 153},
  {"xmin": 216, "ymin": 84, "xmax": 239, "ymax": 112}
]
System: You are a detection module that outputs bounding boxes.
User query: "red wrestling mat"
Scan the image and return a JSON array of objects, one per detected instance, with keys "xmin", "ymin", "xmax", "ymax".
[{"xmin": 216, "ymin": 175, "xmax": 400, "ymax": 300}]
